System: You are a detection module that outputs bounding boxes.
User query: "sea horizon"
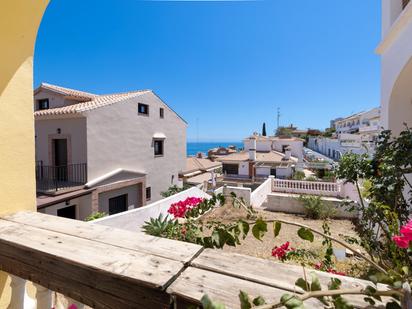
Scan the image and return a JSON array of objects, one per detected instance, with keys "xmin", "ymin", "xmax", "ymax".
[{"xmin": 187, "ymin": 141, "xmax": 243, "ymax": 156}]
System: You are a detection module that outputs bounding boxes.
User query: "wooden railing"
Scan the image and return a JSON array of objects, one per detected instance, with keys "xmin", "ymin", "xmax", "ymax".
[
  {"xmin": 0, "ymin": 211, "xmax": 389, "ymax": 308},
  {"xmin": 272, "ymin": 179, "xmax": 341, "ymax": 196}
]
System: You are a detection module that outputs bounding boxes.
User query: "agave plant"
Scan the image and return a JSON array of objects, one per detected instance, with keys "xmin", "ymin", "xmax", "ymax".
[{"xmin": 141, "ymin": 213, "xmax": 178, "ymax": 237}]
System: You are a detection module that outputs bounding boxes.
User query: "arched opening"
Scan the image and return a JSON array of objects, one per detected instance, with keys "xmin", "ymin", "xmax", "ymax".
[{"xmin": 388, "ymin": 56, "xmax": 412, "ymax": 135}]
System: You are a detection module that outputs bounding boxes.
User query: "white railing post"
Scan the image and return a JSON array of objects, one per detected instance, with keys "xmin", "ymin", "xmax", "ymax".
[
  {"xmin": 7, "ymin": 275, "xmax": 35, "ymax": 309},
  {"xmin": 34, "ymin": 283, "xmax": 52, "ymax": 309}
]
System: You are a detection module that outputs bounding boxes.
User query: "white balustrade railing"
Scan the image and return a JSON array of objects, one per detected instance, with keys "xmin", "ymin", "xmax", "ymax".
[
  {"xmin": 272, "ymin": 179, "xmax": 341, "ymax": 197},
  {"xmin": 6, "ymin": 274, "xmax": 85, "ymax": 309}
]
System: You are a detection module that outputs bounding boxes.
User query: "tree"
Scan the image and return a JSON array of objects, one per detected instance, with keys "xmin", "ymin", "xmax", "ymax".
[
  {"xmin": 275, "ymin": 126, "xmax": 293, "ymax": 137},
  {"xmin": 262, "ymin": 122, "xmax": 267, "ymax": 136}
]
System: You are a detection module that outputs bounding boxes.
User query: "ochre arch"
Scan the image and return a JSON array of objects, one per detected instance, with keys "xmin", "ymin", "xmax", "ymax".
[
  {"xmin": 0, "ymin": 1, "xmax": 49, "ymax": 306},
  {"xmin": 388, "ymin": 56, "xmax": 412, "ymax": 135}
]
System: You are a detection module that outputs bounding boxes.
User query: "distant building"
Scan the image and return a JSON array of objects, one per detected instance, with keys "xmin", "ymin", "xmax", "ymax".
[
  {"xmin": 34, "ymin": 83, "xmax": 186, "ymax": 219},
  {"xmin": 307, "ymin": 107, "xmax": 381, "ymax": 160},
  {"xmin": 214, "ymin": 134, "xmax": 304, "ymax": 179}
]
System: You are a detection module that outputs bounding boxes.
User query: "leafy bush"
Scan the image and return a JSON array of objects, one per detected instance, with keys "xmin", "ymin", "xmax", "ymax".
[
  {"xmin": 322, "ymin": 170, "xmax": 335, "ymax": 182},
  {"xmin": 84, "ymin": 211, "xmax": 107, "ymax": 221},
  {"xmin": 297, "ymin": 195, "xmax": 337, "ymax": 220},
  {"xmin": 141, "ymin": 213, "xmax": 179, "ymax": 238},
  {"xmin": 305, "ymin": 175, "xmax": 317, "ymax": 182},
  {"xmin": 160, "ymin": 184, "xmax": 191, "ymax": 197},
  {"xmin": 292, "ymin": 171, "xmax": 305, "ymax": 180}
]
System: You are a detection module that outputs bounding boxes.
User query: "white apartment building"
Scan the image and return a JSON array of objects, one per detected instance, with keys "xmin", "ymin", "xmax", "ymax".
[
  {"xmin": 378, "ymin": 0, "xmax": 412, "ymax": 135},
  {"xmin": 308, "ymin": 107, "xmax": 381, "ymax": 160},
  {"xmin": 214, "ymin": 134, "xmax": 303, "ymax": 179},
  {"xmin": 34, "ymin": 83, "xmax": 186, "ymax": 219}
]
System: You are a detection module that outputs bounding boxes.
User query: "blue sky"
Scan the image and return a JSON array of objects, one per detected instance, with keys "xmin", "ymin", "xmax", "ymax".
[{"xmin": 34, "ymin": 0, "xmax": 381, "ymax": 142}]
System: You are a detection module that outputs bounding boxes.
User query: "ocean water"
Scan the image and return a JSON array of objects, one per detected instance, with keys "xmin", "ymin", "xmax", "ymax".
[{"xmin": 187, "ymin": 142, "xmax": 243, "ymax": 156}]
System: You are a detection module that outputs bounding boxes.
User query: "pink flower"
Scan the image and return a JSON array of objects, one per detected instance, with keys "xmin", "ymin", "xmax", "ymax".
[
  {"xmin": 393, "ymin": 235, "xmax": 410, "ymax": 248},
  {"xmin": 272, "ymin": 242, "xmax": 293, "ymax": 261},
  {"xmin": 167, "ymin": 197, "xmax": 204, "ymax": 218},
  {"xmin": 392, "ymin": 219, "xmax": 412, "ymax": 249},
  {"xmin": 68, "ymin": 305, "xmax": 78, "ymax": 309}
]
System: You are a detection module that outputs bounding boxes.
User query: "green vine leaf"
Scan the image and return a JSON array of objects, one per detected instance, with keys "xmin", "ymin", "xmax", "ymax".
[
  {"xmin": 238, "ymin": 220, "xmax": 250, "ymax": 239},
  {"xmin": 297, "ymin": 227, "xmax": 314, "ymax": 242},
  {"xmin": 239, "ymin": 290, "xmax": 252, "ymax": 309},
  {"xmin": 201, "ymin": 294, "xmax": 226, "ymax": 309},
  {"xmin": 280, "ymin": 294, "xmax": 304, "ymax": 309},
  {"xmin": 273, "ymin": 221, "xmax": 281, "ymax": 237},
  {"xmin": 252, "ymin": 219, "xmax": 267, "ymax": 241},
  {"xmin": 295, "ymin": 278, "xmax": 309, "ymax": 291},
  {"xmin": 310, "ymin": 272, "xmax": 321, "ymax": 292},
  {"xmin": 252, "ymin": 296, "xmax": 266, "ymax": 306}
]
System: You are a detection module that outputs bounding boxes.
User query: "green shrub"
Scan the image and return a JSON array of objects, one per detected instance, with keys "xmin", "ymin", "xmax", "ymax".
[
  {"xmin": 297, "ymin": 195, "xmax": 337, "ymax": 220},
  {"xmin": 142, "ymin": 213, "xmax": 178, "ymax": 237},
  {"xmin": 84, "ymin": 211, "xmax": 107, "ymax": 221},
  {"xmin": 160, "ymin": 184, "xmax": 191, "ymax": 198},
  {"xmin": 305, "ymin": 176, "xmax": 317, "ymax": 182},
  {"xmin": 292, "ymin": 171, "xmax": 305, "ymax": 180}
]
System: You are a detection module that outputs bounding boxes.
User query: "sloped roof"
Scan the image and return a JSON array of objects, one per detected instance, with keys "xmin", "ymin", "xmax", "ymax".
[
  {"xmin": 34, "ymin": 91, "xmax": 148, "ymax": 117},
  {"xmin": 34, "ymin": 83, "xmax": 98, "ymax": 100},
  {"xmin": 183, "ymin": 157, "xmax": 222, "ymax": 175},
  {"xmin": 215, "ymin": 151, "xmax": 296, "ymax": 164}
]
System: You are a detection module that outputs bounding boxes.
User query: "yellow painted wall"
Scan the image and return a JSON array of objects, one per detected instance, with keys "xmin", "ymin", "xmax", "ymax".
[{"xmin": 0, "ymin": 0, "xmax": 49, "ymax": 306}]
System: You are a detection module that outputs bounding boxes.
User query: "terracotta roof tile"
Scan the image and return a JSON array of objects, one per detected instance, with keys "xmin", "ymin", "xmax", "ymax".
[{"xmin": 34, "ymin": 87, "xmax": 150, "ymax": 118}]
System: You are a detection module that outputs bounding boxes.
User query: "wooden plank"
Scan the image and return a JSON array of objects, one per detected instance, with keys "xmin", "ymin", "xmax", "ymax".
[
  {"xmin": 2, "ymin": 211, "xmax": 202, "ymax": 263},
  {"xmin": 192, "ymin": 249, "xmax": 391, "ymax": 308},
  {"xmin": 0, "ymin": 254, "xmax": 138, "ymax": 309},
  {"xmin": 167, "ymin": 267, "xmax": 323, "ymax": 309},
  {"xmin": 0, "ymin": 219, "xmax": 181, "ymax": 308}
]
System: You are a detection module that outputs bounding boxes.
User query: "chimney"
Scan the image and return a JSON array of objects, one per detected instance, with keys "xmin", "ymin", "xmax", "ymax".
[
  {"xmin": 249, "ymin": 137, "xmax": 257, "ymax": 161},
  {"xmin": 196, "ymin": 152, "xmax": 203, "ymax": 158},
  {"xmin": 284, "ymin": 146, "xmax": 291, "ymax": 160}
]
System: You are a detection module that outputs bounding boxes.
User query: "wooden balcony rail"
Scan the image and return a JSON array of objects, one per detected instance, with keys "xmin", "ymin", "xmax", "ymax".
[
  {"xmin": 0, "ymin": 212, "xmax": 388, "ymax": 308},
  {"xmin": 272, "ymin": 179, "xmax": 341, "ymax": 197}
]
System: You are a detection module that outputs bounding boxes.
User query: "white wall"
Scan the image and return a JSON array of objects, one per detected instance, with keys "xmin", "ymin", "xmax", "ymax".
[
  {"xmin": 256, "ymin": 166, "xmax": 270, "ymax": 176},
  {"xmin": 379, "ymin": 1, "xmax": 412, "ymax": 131},
  {"xmin": 35, "ymin": 117, "xmax": 87, "ymax": 165},
  {"xmin": 223, "ymin": 186, "xmax": 252, "ymax": 206},
  {"xmin": 266, "ymin": 193, "xmax": 357, "ymax": 219},
  {"xmin": 93, "ymin": 187, "xmax": 210, "ymax": 231},
  {"xmin": 86, "ymin": 91, "xmax": 187, "ymax": 202},
  {"xmin": 276, "ymin": 166, "xmax": 292, "ymax": 179},
  {"xmin": 98, "ymin": 184, "xmax": 139, "ymax": 214},
  {"xmin": 39, "ymin": 193, "xmax": 92, "ymax": 220},
  {"xmin": 250, "ymin": 177, "xmax": 272, "ymax": 208},
  {"xmin": 238, "ymin": 162, "xmax": 249, "ymax": 176},
  {"xmin": 272, "ymin": 140, "xmax": 303, "ymax": 161}
]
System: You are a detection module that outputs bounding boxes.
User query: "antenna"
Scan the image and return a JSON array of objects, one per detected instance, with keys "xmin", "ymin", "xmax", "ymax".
[{"xmin": 277, "ymin": 107, "xmax": 281, "ymax": 129}]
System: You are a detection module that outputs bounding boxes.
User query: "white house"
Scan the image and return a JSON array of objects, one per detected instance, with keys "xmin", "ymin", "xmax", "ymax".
[
  {"xmin": 214, "ymin": 134, "xmax": 303, "ymax": 179},
  {"xmin": 34, "ymin": 83, "xmax": 186, "ymax": 219},
  {"xmin": 378, "ymin": 0, "xmax": 412, "ymax": 135},
  {"xmin": 307, "ymin": 107, "xmax": 381, "ymax": 160}
]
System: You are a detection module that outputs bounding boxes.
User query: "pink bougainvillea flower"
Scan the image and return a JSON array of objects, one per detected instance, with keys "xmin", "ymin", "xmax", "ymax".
[
  {"xmin": 167, "ymin": 197, "xmax": 204, "ymax": 218},
  {"xmin": 68, "ymin": 305, "xmax": 78, "ymax": 309},
  {"xmin": 271, "ymin": 242, "xmax": 293, "ymax": 261},
  {"xmin": 392, "ymin": 219, "xmax": 412, "ymax": 248},
  {"xmin": 393, "ymin": 235, "xmax": 410, "ymax": 248}
]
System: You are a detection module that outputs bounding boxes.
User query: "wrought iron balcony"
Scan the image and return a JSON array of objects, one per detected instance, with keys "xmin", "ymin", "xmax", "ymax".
[{"xmin": 35, "ymin": 161, "xmax": 87, "ymax": 192}]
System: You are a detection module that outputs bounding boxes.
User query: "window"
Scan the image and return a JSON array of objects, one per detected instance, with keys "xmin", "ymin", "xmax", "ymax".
[
  {"xmin": 146, "ymin": 187, "xmax": 151, "ymax": 201},
  {"xmin": 154, "ymin": 139, "xmax": 164, "ymax": 156},
  {"xmin": 138, "ymin": 103, "xmax": 149, "ymax": 115},
  {"xmin": 160, "ymin": 107, "xmax": 164, "ymax": 119},
  {"xmin": 38, "ymin": 98, "xmax": 49, "ymax": 110}
]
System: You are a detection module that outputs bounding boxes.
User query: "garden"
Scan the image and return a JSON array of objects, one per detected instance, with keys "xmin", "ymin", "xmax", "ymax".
[{"xmin": 143, "ymin": 128, "xmax": 412, "ymax": 309}]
